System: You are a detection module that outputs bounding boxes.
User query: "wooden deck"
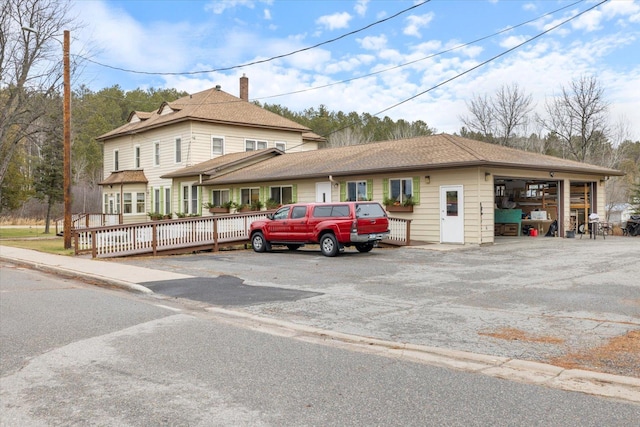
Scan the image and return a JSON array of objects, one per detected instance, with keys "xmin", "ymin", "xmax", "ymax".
[{"xmin": 73, "ymin": 213, "xmax": 412, "ymax": 258}]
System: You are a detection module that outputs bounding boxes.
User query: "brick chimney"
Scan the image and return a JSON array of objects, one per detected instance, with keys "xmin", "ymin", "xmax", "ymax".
[{"xmin": 240, "ymin": 74, "xmax": 249, "ymax": 101}]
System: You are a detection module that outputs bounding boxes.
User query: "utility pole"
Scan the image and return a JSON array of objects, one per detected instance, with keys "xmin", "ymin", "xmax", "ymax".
[{"xmin": 63, "ymin": 30, "xmax": 71, "ymax": 249}]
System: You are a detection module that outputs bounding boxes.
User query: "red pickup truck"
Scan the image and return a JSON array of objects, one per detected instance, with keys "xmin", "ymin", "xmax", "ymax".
[{"xmin": 249, "ymin": 202, "xmax": 390, "ymax": 257}]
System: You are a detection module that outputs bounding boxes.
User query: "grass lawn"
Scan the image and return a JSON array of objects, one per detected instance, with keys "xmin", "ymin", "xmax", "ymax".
[{"xmin": 0, "ymin": 227, "xmax": 74, "ymax": 256}]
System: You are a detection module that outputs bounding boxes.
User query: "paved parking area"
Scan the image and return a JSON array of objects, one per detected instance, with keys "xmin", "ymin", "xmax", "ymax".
[{"xmin": 113, "ymin": 236, "xmax": 640, "ymax": 376}]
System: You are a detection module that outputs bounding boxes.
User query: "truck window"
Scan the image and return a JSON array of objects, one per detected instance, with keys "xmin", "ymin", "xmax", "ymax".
[
  {"xmin": 272, "ymin": 206, "xmax": 290, "ymax": 220},
  {"xmin": 291, "ymin": 206, "xmax": 307, "ymax": 219},
  {"xmin": 331, "ymin": 205, "xmax": 350, "ymax": 217},
  {"xmin": 356, "ymin": 203, "xmax": 386, "ymax": 218},
  {"xmin": 313, "ymin": 206, "xmax": 333, "ymax": 218}
]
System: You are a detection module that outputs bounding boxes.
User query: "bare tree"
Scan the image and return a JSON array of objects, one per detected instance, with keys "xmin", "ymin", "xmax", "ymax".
[
  {"xmin": 540, "ymin": 75, "xmax": 609, "ymax": 162},
  {"xmin": 460, "ymin": 83, "xmax": 534, "ymax": 147},
  {"xmin": 492, "ymin": 83, "xmax": 534, "ymax": 146},
  {"xmin": 327, "ymin": 126, "xmax": 372, "ymax": 147},
  {"xmin": 460, "ymin": 94, "xmax": 495, "ymax": 142},
  {"xmin": 0, "ymin": 0, "xmax": 74, "ymax": 187}
]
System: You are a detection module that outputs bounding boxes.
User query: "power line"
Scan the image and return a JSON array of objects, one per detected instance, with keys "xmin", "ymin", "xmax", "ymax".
[
  {"xmin": 76, "ymin": 0, "xmax": 432, "ymax": 76},
  {"xmin": 285, "ymin": 0, "xmax": 609, "ymax": 151},
  {"xmin": 83, "ymin": 0, "xmax": 586, "ymax": 109},
  {"xmin": 254, "ymin": 0, "xmax": 585, "ymax": 102}
]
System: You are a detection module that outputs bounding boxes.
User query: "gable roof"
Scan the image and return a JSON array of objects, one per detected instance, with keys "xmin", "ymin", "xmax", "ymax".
[
  {"xmin": 98, "ymin": 170, "xmax": 148, "ymax": 186},
  {"xmin": 96, "ymin": 87, "xmax": 313, "ymax": 141},
  {"xmin": 160, "ymin": 148, "xmax": 284, "ymax": 179},
  {"xmin": 200, "ymin": 133, "xmax": 622, "ymax": 185}
]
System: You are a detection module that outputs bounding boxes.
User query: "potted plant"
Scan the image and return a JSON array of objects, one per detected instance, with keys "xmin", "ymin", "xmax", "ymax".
[
  {"xmin": 266, "ymin": 198, "xmax": 280, "ymax": 210},
  {"xmin": 384, "ymin": 196, "xmax": 414, "ymax": 212},
  {"xmin": 147, "ymin": 212, "xmax": 164, "ymax": 220},
  {"xmin": 250, "ymin": 200, "xmax": 264, "ymax": 211},
  {"xmin": 204, "ymin": 201, "xmax": 234, "ymax": 214},
  {"xmin": 236, "ymin": 203, "xmax": 251, "ymax": 212}
]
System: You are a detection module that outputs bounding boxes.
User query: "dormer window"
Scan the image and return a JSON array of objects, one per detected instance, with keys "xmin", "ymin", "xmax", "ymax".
[{"xmin": 159, "ymin": 105, "xmax": 174, "ymax": 115}]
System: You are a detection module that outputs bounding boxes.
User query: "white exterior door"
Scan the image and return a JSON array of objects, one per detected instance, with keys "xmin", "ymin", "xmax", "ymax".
[
  {"xmin": 316, "ymin": 182, "xmax": 332, "ymax": 203},
  {"xmin": 440, "ymin": 185, "xmax": 464, "ymax": 244}
]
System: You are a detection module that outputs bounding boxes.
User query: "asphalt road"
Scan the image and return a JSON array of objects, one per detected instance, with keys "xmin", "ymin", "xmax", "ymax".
[
  {"xmin": 112, "ymin": 236, "xmax": 640, "ymax": 376},
  {"xmin": 2, "ymin": 263, "xmax": 639, "ymax": 426}
]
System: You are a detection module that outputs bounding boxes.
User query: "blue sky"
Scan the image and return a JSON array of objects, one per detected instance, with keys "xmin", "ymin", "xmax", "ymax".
[{"xmin": 71, "ymin": 0, "xmax": 640, "ymax": 140}]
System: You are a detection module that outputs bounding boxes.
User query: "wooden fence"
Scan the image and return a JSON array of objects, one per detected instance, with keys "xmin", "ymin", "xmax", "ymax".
[
  {"xmin": 73, "ymin": 213, "xmax": 412, "ymax": 258},
  {"xmin": 56, "ymin": 213, "xmax": 121, "ymax": 235}
]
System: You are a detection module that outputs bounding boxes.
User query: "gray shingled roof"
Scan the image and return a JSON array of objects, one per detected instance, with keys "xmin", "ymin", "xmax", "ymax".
[
  {"xmin": 160, "ymin": 148, "xmax": 283, "ymax": 179},
  {"xmin": 98, "ymin": 170, "xmax": 148, "ymax": 185},
  {"xmin": 201, "ymin": 133, "xmax": 621, "ymax": 185},
  {"xmin": 96, "ymin": 87, "xmax": 313, "ymax": 141}
]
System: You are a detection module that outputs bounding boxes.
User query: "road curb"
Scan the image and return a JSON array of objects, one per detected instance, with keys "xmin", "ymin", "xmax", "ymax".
[
  {"xmin": 0, "ymin": 255, "xmax": 153, "ymax": 295},
  {"xmin": 205, "ymin": 306, "xmax": 640, "ymax": 404}
]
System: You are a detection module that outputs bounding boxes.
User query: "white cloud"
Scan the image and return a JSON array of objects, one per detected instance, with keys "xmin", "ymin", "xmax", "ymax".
[
  {"xmin": 355, "ymin": 0, "xmax": 370, "ymax": 17},
  {"xmin": 500, "ymin": 35, "xmax": 529, "ymax": 49},
  {"xmin": 264, "ymin": 9, "xmax": 272, "ymax": 20},
  {"xmin": 205, "ymin": 0, "xmax": 255, "ymax": 14},
  {"xmin": 316, "ymin": 12, "xmax": 352, "ymax": 31},
  {"xmin": 403, "ymin": 13, "xmax": 435, "ymax": 38},
  {"xmin": 357, "ymin": 35, "xmax": 387, "ymax": 50}
]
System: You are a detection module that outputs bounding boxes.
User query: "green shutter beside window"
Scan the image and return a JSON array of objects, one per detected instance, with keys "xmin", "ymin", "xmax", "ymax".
[
  {"xmin": 412, "ymin": 177, "xmax": 420, "ymax": 204},
  {"xmin": 292, "ymin": 184, "xmax": 297, "ymax": 203},
  {"xmin": 367, "ymin": 179, "xmax": 373, "ymax": 201},
  {"xmin": 382, "ymin": 179, "xmax": 389, "ymax": 201},
  {"xmin": 340, "ymin": 182, "xmax": 346, "ymax": 202}
]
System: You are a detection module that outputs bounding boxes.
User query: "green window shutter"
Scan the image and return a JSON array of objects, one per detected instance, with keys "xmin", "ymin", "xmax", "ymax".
[
  {"xmin": 367, "ymin": 179, "xmax": 373, "ymax": 201},
  {"xmin": 340, "ymin": 182, "xmax": 346, "ymax": 202},
  {"xmin": 292, "ymin": 184, "xmax": 297, "ymax": 203},
  {"xmin": 159, "ymin": 186, "xmax": 164, "ymax": 213},
  {"xmin": 198, "ymin": 186, "xmax": 203, "ymax": 214},
  {"xmin": 412, "ymin": 177, "xmax": 420, "ymax": 205},
  {"xmin": 261, "ymin": 186, "xmax": 266, "ymax": 203},
  {"xmin": 382, "ymin": 179, "xmax": 389, "ymax": 201},
  {"xmin": 150, "ymin": 186, "xmax": 154, "ymax": 211}
]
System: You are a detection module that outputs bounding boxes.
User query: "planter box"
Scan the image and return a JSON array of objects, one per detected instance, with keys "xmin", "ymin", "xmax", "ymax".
[
  {"xmin": 386, "ymin": 205, "xmax": 413, "ymax": 213},
  {"xmin": 209, "ymin": 207, "xmax": 230, "ymax": 214}
]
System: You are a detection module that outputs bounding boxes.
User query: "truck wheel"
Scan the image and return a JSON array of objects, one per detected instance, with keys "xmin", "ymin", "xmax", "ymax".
[
  {"xmin": 320, "ymin": 234, "xmax": 339, "ymax": 257},
  {"xmin": 355, "ymin": 243, "xmax": 374, "ymax": 253},
  {"xmin": 251, "ymin": 232, "xmax": 269, "ymax": 253}
]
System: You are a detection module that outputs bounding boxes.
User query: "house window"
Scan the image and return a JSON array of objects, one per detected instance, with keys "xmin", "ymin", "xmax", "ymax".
[
  {"xmin": 123, "ymin": 192, "xmax": 132, "ymax": 214},
  {"xmin": 175, "ymin": 138, "xmax": 182, "ymax": 163},
  {"xmin": 389, "ymin": 178, "xmax": 413, "ymax": 204},
  {"xmin": 270, "ymin": 186, "xmax": 293, "ymax": 205},
  {"xmin": 182, "ymin": 184, "xmax": 199, "ymax": 214},
  {"xmin": 212, "ymin": 137, "xmax": 224, "ymax": 156},
  {"xmin": 137, "ymin": 192, "xmax": 145, "ymax": 213},
  {"xmin": 240, "ymin": 187, "xmax": 260, "ymax": 205},
  {"xmin": 154, "ymin": 189, "xmax": 160, "ymax": 213},
  {"xmin": 164, "ymin": 188, "xmax": 171, "ymax": 215},
  {"xmin": 154, "ymin": 142, "xmax": 160, "ymax": 166},
  {"xmin": 212, "ymin": 189, "xmax": 230, "ymax": 206},
  {"xmin": 113, "ymin": 149, "xmax": 119, "ymax": 171},
  {"xmin": 134, "ymin": 145, "xmax": 141, "ymax": 168},
  {"xmin": 347, "ymin": 181, "xmax": 368, "ymax": 201},
  {"xmin": 245, "ymin": 139, "xmax": 267, "ymax": 151},
  {"xmin": 103, "ymin": 194, "xmax": 108, "ymax": 213},
  {"xmin": 275, "ymin": 141, "xmax": 286, "ymax": 151}
]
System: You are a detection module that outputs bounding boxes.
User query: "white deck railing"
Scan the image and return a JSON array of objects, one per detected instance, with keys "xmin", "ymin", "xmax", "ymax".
[{"xmin": 73, "ymin": 213, "xmax": 411, "ymax": 258}]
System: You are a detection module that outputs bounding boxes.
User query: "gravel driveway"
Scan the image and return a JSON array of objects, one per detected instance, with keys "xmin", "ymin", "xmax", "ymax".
[{"xmin": 112, "ymin": 236, "xmax": 640, "ymax": 377}]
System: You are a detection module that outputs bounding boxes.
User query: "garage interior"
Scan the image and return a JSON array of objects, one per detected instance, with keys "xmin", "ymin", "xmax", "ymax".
[{"xmin": 493, "ymin": 177, "xmax": 595, "ymax": 237}]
